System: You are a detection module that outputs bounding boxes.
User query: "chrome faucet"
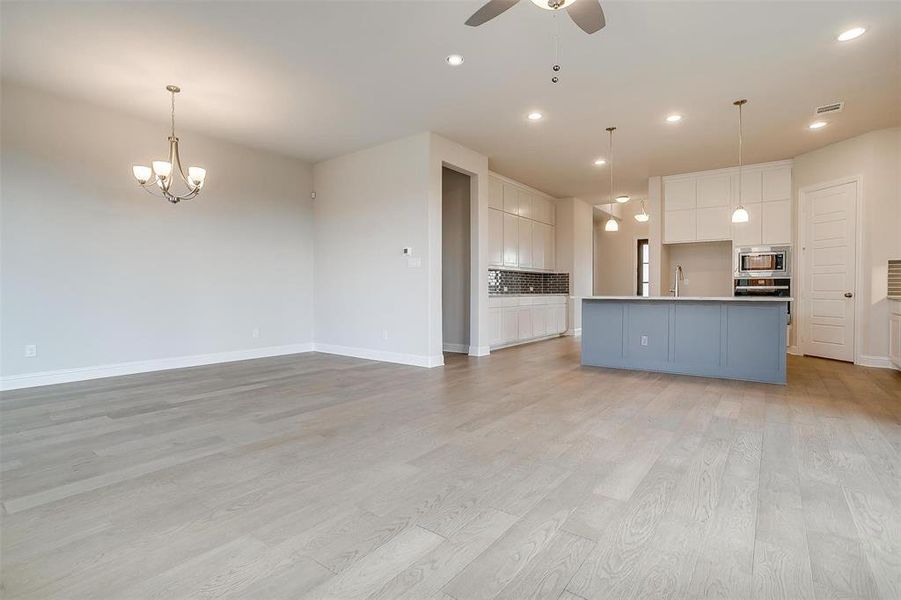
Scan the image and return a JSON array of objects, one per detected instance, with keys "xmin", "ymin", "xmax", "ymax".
[{"xmin": 672, "ymin": 265, "xmax": 684, "ymax": 297}]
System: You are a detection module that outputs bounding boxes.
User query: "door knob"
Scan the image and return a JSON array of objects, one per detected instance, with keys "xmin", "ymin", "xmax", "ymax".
[{"xmin": 844, "ymin": 292, "xmax": 853, "ymax": 298}]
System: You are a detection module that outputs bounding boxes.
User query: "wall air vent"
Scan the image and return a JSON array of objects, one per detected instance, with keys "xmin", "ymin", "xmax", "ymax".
[{"xmin": 815, "ymin": 102, "xmax": 844, "ymax": 115}]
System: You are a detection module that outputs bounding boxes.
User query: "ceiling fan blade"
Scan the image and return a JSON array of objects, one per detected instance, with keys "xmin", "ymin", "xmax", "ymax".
[
  {"xmin": 566, "ymin": 0, "xmax": 606, "ymax": 34},
  {"xmin": 465, "ymin": 0, "xmax": 521, "ymax": 26}
]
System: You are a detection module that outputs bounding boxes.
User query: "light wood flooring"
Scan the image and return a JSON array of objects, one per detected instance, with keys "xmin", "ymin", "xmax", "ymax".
[{"xmin": 2, "ymin": 337, "xmax": 900, "ymax": 599}]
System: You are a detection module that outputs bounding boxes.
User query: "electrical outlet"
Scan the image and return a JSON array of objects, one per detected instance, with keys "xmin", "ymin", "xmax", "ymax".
[
  {"xmin": 25, "ymin": 344, "xmax": 37, "ymax": 357},
  {"xmin": 382, "ymin": 329, "xmax": 389, "ymax": 341},
  {"xmin": 503, "ymin": 286, "xmax": 508, "ymax": 292},
  {"xmin": 252, "ymin": 328, "xmax": 260, "ymax": 339},
  {"xmin": 529, "ymin": 286, "xmax": 534, "ymax": 292},
  {"xmin": 640, "ymin": 335, "xmax": 649, "ymax": 347}
]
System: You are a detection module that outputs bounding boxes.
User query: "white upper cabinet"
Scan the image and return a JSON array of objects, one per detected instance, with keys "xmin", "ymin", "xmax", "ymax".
[
  {"xmin": 488, "ymin": 177, "xmax": 503, "ymax": 211},
  {"xmin": 762, "ymin": 199, "xmax": 791, "ymax": 245},
  {"xmin": 503, "ymin": 213, "xmax": 518, "ymax": 266},
  {"xmin": 503, "ymin": 183, "xmax": 518, "ymax": 215},
  {"xmin": 487, "ymin": 173, "xmax": 557, "ymax": 270},
  {"xmin": 737, "ymin": 169, "xmax": 763, "ymax": 204},
  {"xmin": 518, "ymin": 218, "xmax": 533, "ymax": 268},
  {"xmin": 664, "ymin": 209, "xmax": 697, "ymax": 243},
  {"xmin": 763, "ymin": 166, "xmax": 791, "ymax": 202},
  {"xmin": 488, "ymin": 208, "xmax": 504, "ymax": 266},
  {"xmin": 664, "ymin": 160, "xmax": 792, "ymax": 245},
  {"xmin": 697, "ymin": 174, "xmax": 731, "ymax": 208},
  {"xmin": 664, "ymin": 178, "xmax": 696, "ymax": 211},
  {"xmin": 697, "ymin": 206, "xmax": 732, "ymax": 241},
  {"xmin": 517, "ymin": 190, "xmax": 533, "ymax": 220},
  {"xmin": 731, "ymin": 201, "xmax": 763, "ymax": 247}
]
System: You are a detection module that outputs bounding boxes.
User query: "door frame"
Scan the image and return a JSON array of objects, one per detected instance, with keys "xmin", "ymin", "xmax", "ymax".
[{"xmin": 797, "ymin": 175, "xmax": 864, "ymax": 364}]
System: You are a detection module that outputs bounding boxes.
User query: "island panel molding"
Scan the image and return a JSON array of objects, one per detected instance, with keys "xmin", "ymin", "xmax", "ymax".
[{"xmin": 580, "ymin": 296, "xmax": 789, "ymax": 384}]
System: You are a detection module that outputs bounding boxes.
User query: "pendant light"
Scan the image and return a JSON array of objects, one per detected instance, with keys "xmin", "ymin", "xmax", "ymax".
[
  {"xmin": 731, "ymin": 99, "xmax": 750, "ymax": 223},
  {"xmin": 604, "ymin": 126, "xmax": 620, "ymax": 232},
  {"xmin": 634, "ymin": 201, "xmax": 650, "ymax": 222},
  {"xmin": 132, "ymin": 85, "xmax": 206, "ymax": 204}
]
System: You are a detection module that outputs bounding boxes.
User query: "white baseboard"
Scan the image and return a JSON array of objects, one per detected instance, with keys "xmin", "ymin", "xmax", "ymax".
[
  {"xmin": 0, "ymin": 343, "xmax": 315, "ymax": 391},
  {"xmin": 442, "ymin": 343, "xmax": 469, "ymax": 354},
  {"xmin": 787, "ymin": 345, "xmax": 802, "ymax": 356},
  {"xmin": 856, "ymin": 354, "xmax": 894, "ymax": 369},
  {"xmin": 565, "ymin": 328, "xmax": 582, "ymax": 337},
  {"xmin": 313, "ymin": 343, "xmax": 444, "ymax": 368},
  {"xmin": 468, "ymin": 345, "xmax": 490, "ymax": 357}
]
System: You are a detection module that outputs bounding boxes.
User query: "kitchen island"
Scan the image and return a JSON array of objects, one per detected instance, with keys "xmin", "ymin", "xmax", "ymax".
[{"xmin": 578, "ymin": 296, "xmax": 791, "ymax": 384}]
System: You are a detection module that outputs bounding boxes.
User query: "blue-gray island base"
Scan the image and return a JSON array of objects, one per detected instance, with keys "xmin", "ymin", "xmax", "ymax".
[{"xmin": 579, "ymin": 296, "xmax": 790, "ymax": 385}]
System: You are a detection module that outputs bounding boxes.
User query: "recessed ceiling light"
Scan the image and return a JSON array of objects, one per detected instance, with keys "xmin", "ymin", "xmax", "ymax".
[
  {"xmin": 446, "ymin": 54, "xmax": 464, "ymax": 66},
  {"xmin": 527, "ymin": 112, "xmax": 543, "ymax": 121},
  {"xmin": 665, "ymin": 114, "xmax": 683, "ymax": 123},
  {"xmin": 809, "ymin": 121, "xmax": 828, "ymax": 130},
  {"xmin": 615, "ymin": 195, "xmax": 630, "ymax": 204},
  {"xmin": 837, "ymin": 27, "xmax": 866, "ymax": 42},
  {"xmin": 593, "ymin": 158, "xmax": 607, "ymax": 166}
]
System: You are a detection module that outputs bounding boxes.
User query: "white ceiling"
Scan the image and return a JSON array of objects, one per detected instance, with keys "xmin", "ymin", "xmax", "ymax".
[{"xmin": 2, "ymin": 1, "xmax": 899, "ymax": 201}]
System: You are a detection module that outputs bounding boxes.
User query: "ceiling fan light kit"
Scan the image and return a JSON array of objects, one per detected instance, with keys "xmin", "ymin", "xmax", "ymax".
[
  {"xmin": 132, "ymin": 85, "xmax": 206, "ymax": 204},
  {"xmin": 465, "ymin": 0, "xmax": 606, "ymax": 35}
]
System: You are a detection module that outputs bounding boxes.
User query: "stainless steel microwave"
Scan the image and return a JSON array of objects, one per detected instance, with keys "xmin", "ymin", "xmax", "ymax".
[{"xmin": 734, "ymin": 246, "xmax": 791, "ymax": 277}]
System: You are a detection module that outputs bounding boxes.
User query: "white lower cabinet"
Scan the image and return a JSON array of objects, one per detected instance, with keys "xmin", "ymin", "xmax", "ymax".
[{"xmin": 488, "ymin": 296, "xmax": 567, "ymax": 349}]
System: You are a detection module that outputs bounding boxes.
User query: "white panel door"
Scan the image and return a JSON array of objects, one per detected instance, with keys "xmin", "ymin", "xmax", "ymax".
[
  {"xmin": 488, "ymin": 308, "xmax": 502, "ymax": 345},
  {"xmin": 517, "ymin": 307, "xmax": 533, "ymax": 340},
  {"xmin": 731, "ymin": 202, "xmax": 762, "ymax": 247},
  {"xmin": 501, "ymin": 307, "xmax": 518, "ymax": 343},
  {"xmin": 664, "ymin": 209, "xmax": 696, "ymax": 243},
  {"xmin": 503, "ymin": 213, "xmax": 518, "ymax": 266},
  {"xmin": 803, "ymin": 181, "xmax": 857, "ymax": 362},
  {"xmin": 696, "ymin": 206, "xmax": 731, "ymax": 241},
  {"xmin": 762, "ymin": 199, "xmax": 792, "ymax": 245},
  {"xmin": 664, "ymin": 178, "xmax": 696, "ymax": 211},
  {"xmin": 488, "ymin": 208, "xmax": 504, "ymax": 266},
  {"xmin": 545, "ymin": 226, "xmax": 555, "ymax": 270},
  {"xmin": 488, "ymin": 177, "xmax": 503, "ymax": 211},
  {"xmin": 532, "ymin": 305, "xmax": 548, "ymax": 337},
  {"xmin": 517, "ymin": 190, "xmax": 533, "ymax": 220},
  {"xmin": 763, "ymin": 166, "xmax": 792, "ymax": 202},
  {"xmin": 532, "ymin": 223, "xmax": 546, "ymax": 269},
  {"xmin": 503, "ymin": 183, "xmax": 518, "ymax": 215},
  {"xmin": 697, "ymin": 174, "xmax": 732, "ymax": 208},
  {"xmin": 518, "ymin": 218, "xmax": 533, "ymax": 268}
]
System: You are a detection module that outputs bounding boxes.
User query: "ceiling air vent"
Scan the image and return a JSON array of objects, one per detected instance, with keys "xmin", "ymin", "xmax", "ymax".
[{"xmin": 815, "ymin": 102, "xmax": 844, "ymax": 115}]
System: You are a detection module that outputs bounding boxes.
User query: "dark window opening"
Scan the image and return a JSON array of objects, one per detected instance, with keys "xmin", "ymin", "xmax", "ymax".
[{"xmin": 637, "ymin": 239, "xmax": 650, "ymax": 297}]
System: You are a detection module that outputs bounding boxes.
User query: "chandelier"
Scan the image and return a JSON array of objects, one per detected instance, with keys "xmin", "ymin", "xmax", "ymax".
[{"xmin": 131, "ymin": 85, "xmax": 206, "ymax": 204}]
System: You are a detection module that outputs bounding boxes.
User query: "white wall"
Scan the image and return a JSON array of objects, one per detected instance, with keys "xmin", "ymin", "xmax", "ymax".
[
  {"xmin": 312, "ymin": 132, "xmax": 435, "ymax": 365},
  {"xmin": 441, "ymin": 167, "xmax": 470, "ymax": 350},
  {"xmin": 792, "ymin": 127, "xmax": 901, "ymax": 363},
  {"xmin": 555, "ymin": 197, "xmax": 594, "ymax": 333},
  {"xmin": 0, "ymin": 84, "xmax": 315, "ymax": 386},
  {"xmin": 593, "ymin": 206, "xmax": 650, "ymax": 296},
  {"xmin": 663, "ymin": 241, "xmax": 734, "ymax": 297}
]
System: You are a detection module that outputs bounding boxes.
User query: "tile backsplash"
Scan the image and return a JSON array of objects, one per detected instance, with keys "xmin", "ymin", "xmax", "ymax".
[
  {"xmin": 889, "ymin": 260, "xmax": 901, "ymax": 298},
  {"xmin": 489, "ymin": 269, "xmax": 569, "ymax": 295}
]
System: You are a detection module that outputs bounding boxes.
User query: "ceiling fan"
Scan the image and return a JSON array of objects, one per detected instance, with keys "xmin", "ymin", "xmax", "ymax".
[{"xmin": 466, "ymin": 0, "xmax": 606, "ymax": 34}]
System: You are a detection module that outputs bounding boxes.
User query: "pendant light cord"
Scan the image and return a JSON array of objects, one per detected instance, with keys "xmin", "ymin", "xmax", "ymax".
[
  {"xmin": 607, "ymin": 127, "xmax": 615, "ymax": 204},
  {"xmin": 737, "ymin": 101, "xmax": 743, "ymax": 206},
  {"xmin": 170, "ymin": 90, "xmax": 176, "ymax": 138}
]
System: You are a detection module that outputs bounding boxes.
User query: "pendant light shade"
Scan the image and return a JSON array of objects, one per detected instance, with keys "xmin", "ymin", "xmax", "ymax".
[
  {"xmin": 731, "ymin": 99, "xmax": 750, "ymax": 224},
  {"xmin": 731, "ymin": 206, "xmax": 749, "ymax": 223},
  {"xmin": 604, "ymin": 217, "xmax": 619, "ymax": 232},
  {"xmin": 634, "ymin": 199, "xmax": 650, "ymax": 222}
]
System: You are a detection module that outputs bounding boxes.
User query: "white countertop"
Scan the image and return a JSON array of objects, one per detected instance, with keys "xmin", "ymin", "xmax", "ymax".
[{"xmin": 575, "ymin": 296, "xmax": 793, "ymax": 302}]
